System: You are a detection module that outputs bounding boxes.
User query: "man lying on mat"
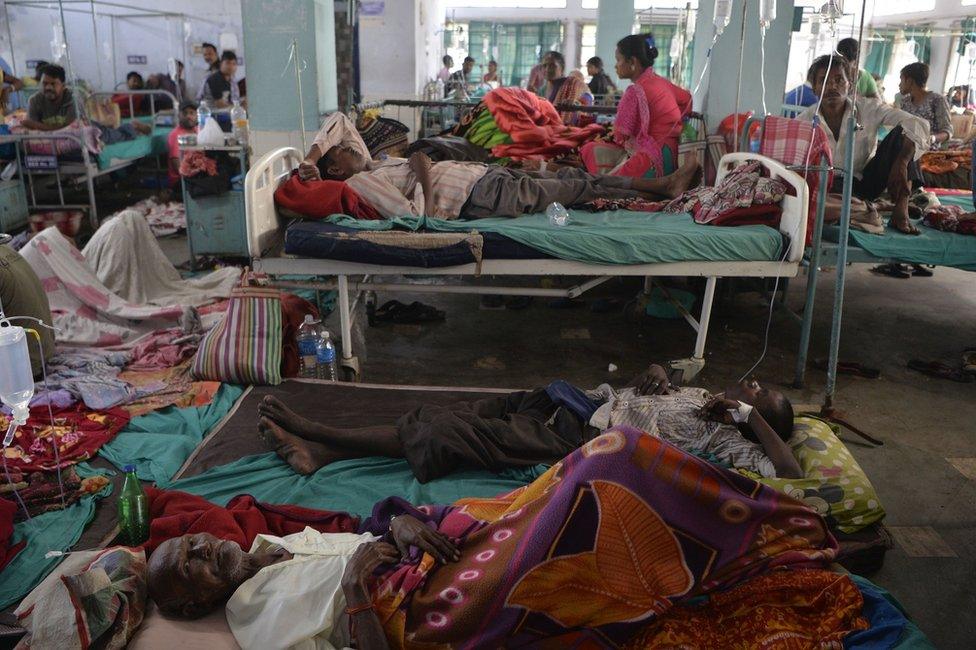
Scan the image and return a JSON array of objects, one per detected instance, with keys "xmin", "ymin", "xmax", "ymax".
[
  {"xmin": 148, "ymin": 429, "xmax": 839, "ymax": 648},
  {"xmin": 257, "ymin": 364, "xmax": 803, "ymax": 482},
  {"xmin": 297, "ymin": 112, "xmax": 700, "ymax": 219}
]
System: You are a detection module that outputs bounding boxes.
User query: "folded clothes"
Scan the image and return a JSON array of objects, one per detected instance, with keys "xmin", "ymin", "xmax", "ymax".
[{"xmin": 142, "ymin": 487, "xmax": 360, "ymax": 554}]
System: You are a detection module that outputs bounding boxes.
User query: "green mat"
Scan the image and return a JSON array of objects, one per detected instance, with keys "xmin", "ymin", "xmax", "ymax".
[
  {"xmin": 171, "ymin": 452, "xmax": 547, "ymax": 519},
  {"xmin": 320, "ymin": 210, "xmax": 784, "ymax": 265},
  {"xmin": 0, "ymin": 463, "xmax": 112, "ymax": 610},
  {"xmin": 97, "ymin": 125, "xmax": 173, "ymax": 169},
  {"xmin": 98, "ymin": 385, "xmax": 245, "ymax": 486},
  {"xmin": 824, "ymin": 193, "xmax": 976, "ymax": 271}
]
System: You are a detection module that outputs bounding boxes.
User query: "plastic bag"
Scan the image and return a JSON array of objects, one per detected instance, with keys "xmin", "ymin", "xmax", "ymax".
[{"xmin": 197, "ymin": 117, "xmax": 224, "ymax": 147}]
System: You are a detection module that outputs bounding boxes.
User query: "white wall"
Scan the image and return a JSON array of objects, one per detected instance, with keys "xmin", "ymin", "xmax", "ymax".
[
  {"xmin": 0, "ymin": 0, "xmax": 243, "ymax": 95},
  {"xmin": 359, "ymin": 0, "xmax": 420, "ymax": 100}
]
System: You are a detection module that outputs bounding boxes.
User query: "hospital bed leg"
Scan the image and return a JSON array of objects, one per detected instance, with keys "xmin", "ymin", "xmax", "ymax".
[
  {"xmin": 794, "ymin": 162, "xmax": 830, "ymax": 388},
  {"xmin": 336, "ymin": 274, "xmax": 360, "ymax": 381},
  {"xmin": 670, "ymin": 276, "xmax": 716, "ymax": 381}
]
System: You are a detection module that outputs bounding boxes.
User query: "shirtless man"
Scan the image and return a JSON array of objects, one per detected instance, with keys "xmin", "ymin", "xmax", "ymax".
[{"xmin": 257, "ymin": 364, "xmax": 803, "ymax": 482}]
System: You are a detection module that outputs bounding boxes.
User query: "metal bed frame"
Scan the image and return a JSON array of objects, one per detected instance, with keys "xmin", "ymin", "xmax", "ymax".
[
  {"xmin": 9, "ymin": 88, "xmax": 177, "ymax": 229},
  {"xmin": 244, "ymin": 146, "xmax": 809, "ymax": 382}
]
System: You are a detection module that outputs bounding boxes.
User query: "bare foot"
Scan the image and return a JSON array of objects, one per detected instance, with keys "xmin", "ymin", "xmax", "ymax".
[
  {"xmin": 890, "ymin": 212, "xmax": 920, "ymax": 235},
  {"xmin": 132, "ymin": 120, "xmax": 153, "ymax": 135},
  {"xmin": 258, "ymin": 395, "xmax": 314, "ymax": 434},
  {"xmin": 258, "ymin": 417, "xmax": 343, "ymax": 475},
  {"xmin": 663, "ymin": 160, "xmax": 701, "ymax": 199}
]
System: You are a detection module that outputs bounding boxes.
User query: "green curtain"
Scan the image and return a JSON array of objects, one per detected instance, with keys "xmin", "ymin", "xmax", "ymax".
[
  {"xmin": 904, "ymin": 26, "xmax": 932, "ymax": 64},
  {"xmin": 864, "ymin": 30, "xmax": 895, "ymax": 78},
  {"xmin": 464, "ymin": 21, "xmax": 563, "ymax": 87},
  {"xmin": 957, "ymin": 17, "xmax": 976, "ymax": 55},
  {"xmin": 637, "ymin": 25, "xmax": 693, "ymax": 87}
]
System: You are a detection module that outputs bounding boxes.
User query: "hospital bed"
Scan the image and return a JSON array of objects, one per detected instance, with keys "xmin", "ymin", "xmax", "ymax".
[
  {"xmin": 9, "ymin": 89, "xmax": 177, "ymax": 229},
  {"xmin": 245, "ymin": 148, "xmax": 809, "ymax": 382}
]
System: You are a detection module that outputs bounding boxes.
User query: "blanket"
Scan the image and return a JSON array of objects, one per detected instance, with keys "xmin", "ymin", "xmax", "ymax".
[
  {"xmin": 481, "ymin": 87, "xmax": 605, "ymax": 160},
  {"xmin": 363, "ymin": 427, "xmax": 838, "ymax": 647},
  {"xmin": 82, "ymin": 211, "xmax": 240, "ymax": 308},
  {"xmin": 274, "ymin": 173, "xmax": 382, "ymax": 220},
  {"xmin": 142, "ymin": 487, "xmax": 359, "ymax": 553},
  {"xmin": 0, "ymin": 498, "xmax": 25, "ymax": 572},
  {"xmin": 0, "ymin": 465, "xmax": 110, "ymax": 521}
]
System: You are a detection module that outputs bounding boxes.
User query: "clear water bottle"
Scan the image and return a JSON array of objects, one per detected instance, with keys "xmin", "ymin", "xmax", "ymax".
[
  {"xmin": 230, "ymin": 100, "xmax": 248, "ymax": 146},
  {"xmin": 118, "ymin": 464, "xmax": 149, "ymax": 546},
  {"xmin": 547, "ymin": 202, "xmax": 570, "ymax": 227},
  {"xmin": 197, "ymin": 100, "xmax": 212, "ymax": 130},
  {"xmin": 0, "ymin": 326, "xmax": 34, "ymax": 441},
  {"xmin": 297, "ymin": 315, "xmax": 319, "ymax": 379},
  {"xmin": 316, "ymin": 330, "xmax": 338, "ymax": 381}
]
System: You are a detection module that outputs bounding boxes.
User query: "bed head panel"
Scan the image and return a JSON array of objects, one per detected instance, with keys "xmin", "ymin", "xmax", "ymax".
[
  {"xmin": 714, "ymin": 153, "xmax": 809, "ymax": 264},
  {"xmin": 245, "ymin": 147, "xmax": 303, "ymax": 258}
]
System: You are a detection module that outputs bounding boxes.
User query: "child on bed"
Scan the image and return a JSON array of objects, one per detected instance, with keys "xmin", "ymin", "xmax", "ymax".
[
  {"xmin": 256, "ymin": 364, "xmax": 803, "ymax": 482},
  {"xmin": 297, "ymin": 112, "xmax": 700, "ymax": 220}
]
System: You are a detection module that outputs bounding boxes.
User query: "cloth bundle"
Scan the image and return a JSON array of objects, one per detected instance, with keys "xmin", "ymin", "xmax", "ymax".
[
  {"xmin": 0, "ymin": 465, "xmax": 110, "ymax": 521},
  {"xmin": 356, "ymin": 111, "xmax": 410, "ymax": 158},
  {"xmin": 923, "ymin": 204, "xmax": 976, "ymax": 235},
  {"xmin": 274, "ymin": 172, "xmax": 382, "ymax": 220}
]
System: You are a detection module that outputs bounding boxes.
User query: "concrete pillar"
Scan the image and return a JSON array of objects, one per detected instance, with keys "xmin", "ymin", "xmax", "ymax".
[
  {"xmin": 690, "ymin": 0, "xmax": 793, "ymax": 129},
  {"xmin": 242, "ymin": 0, "xmax": 337, "ymax": 158},
  {"xmin": 596, "ymin": 0, "xmax": 634, "ymax": 86}
]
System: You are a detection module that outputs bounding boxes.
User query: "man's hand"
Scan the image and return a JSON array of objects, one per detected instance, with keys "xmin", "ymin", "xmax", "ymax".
[
  {"xmin": 632, "ymin": 364, "xmax": 671, "ymax": 396},
  {"xmin": 390, "ymin": 515, "xmax": 460, "ymax": 564},
  {"xmin": 298, "ymin": 160, "xmax": 321, "ymax": 181},
  {"xmin": 408, "ymin": 151, "xmax": 432, "ymax": 176},
  {"xmin": 699, "ymin": 396, "xmax": 742, "ymax": 425},
  {"xmin": 341, "ymin": 542, "xmax": 400, "ymax": 592}
]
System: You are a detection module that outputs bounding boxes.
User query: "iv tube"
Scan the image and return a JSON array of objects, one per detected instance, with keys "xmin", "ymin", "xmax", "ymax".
[
  {"xmin": 714, "ymin": 0, "xmax": 733, "ymax": 35},
  {"xmin": 759, "ymin": 0, "xmax": 776, "ymax": 28}
]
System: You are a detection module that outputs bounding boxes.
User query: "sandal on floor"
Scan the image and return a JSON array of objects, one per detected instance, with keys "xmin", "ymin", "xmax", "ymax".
[
  {"xmin": 814, "ymin": 359, "xmax": 881, "ymax": 379},
  {"xmin": 911, "ymin": 264, "xmax": 934, "ymax": 277},
  {"xmin": 372, "ymin": 300, "xmax": 445, "ymax": 324},
  {"xmin": 870, "ymin": 263, "xmax": 911, "ymax": 279},
  {"xmin": 907, "ymin": 359, "xmax": 975, "ymax": 383}
]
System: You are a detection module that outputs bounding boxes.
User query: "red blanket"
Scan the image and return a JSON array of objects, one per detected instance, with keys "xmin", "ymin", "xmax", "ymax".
[
  {"xmin": 0, "ymin": 405, "xmax": 130, "ymax": 472},
  {"xmin": 483, "ymin": 87, "xmax": 605, "ymax": 160},
  {"xmin": 0, "ymin": 498, "xmax": 26, "ymax": 572},
  {"xmin": 142, "ymin": 488, "xmax": 360, "ymax": 553},
  {"xmin": 274, "ymin": 172, "xmax": 382, "ymax": 220}
]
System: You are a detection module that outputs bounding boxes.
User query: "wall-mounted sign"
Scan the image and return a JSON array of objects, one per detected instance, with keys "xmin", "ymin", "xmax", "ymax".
[
  {"xmin": 361, "ymin": 1, "xmax": 384, "ymax": 16},
  {"xmin": 25, "ymin": 155, "xmax": 58, "ymax": 171},
  {"xmin": 26, "ymin": 59, "xmax": 45, "ymax": 70},
  {"xmin": 127, "ymin": 55, "xmax": 147, "ymax": 65}
]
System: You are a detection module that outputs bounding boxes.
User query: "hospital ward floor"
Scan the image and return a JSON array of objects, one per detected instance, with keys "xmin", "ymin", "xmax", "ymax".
[{"xmin": 160, "ymin": 237, "xmax": 976, "ymax": 647}]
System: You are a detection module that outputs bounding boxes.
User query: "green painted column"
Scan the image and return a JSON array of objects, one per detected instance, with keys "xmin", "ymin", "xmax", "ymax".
[{"xmin": 596, "ymin": 0, "xmax": 635, "ymax": 87}]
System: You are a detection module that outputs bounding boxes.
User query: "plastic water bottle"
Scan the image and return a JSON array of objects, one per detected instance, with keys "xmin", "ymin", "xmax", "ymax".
[
  {"xmin": 316, "ymin": 330, "xmax": 338, "ymax": 381},
  {"xmin": 197, "ymin": 101, "xmax": 212, "ymax": 130},
  {"xmin": 547, "ymin": 202, "xmax": 570, "ymax": 227},
  {"xmin": 230, "ymin": 100, "xmax": 248, "ymax": 146},
  {"xmin": 117, "ymin": 465, "xmax": 149, "ymax": 546},
  {"xmin": 297, "ymin": 315, "xmax": 319, "ymax": 378},
  {"xmin": 0, "ymin": 326, "xmax": 34, "ymax": 440}
]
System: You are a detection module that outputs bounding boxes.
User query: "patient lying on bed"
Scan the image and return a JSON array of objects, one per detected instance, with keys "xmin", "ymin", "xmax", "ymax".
[
  {"xmin": 299, "ymin": 113, "xmax": 700, "ymax": 219},
  {"xmin": 257, "ymin": 364, "xmax": 803, "ymax": 482},
  {"xmin": 149, "ymin": 428, "xmax": 837, "ymax": 648}
]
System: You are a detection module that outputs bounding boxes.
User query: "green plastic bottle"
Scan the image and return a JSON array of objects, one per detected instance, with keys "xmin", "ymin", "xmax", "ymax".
[{"xmin": 117, "ymin": 464, "xmax": 149, "ymax": 546}]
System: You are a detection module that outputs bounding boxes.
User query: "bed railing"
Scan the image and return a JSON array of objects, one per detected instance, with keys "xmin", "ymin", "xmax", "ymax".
[
  {"xmin": 245, "ymin": 146, "xmax": 304, "ymax": 258},
  {"xmin": 89, "ymin": 89, "xmax": 178, "ymax": 126}
]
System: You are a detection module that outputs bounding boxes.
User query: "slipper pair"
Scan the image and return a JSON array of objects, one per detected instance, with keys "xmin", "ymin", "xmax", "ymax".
[
  {"xmin": 814, "ymin": 359, "xmax": 880, "ymax": 379},
  {"xmin": 870, "ymin": 264, "xmax": 933, "ymax": 279},
  {"xmin": 369, "ymin": 300, "xmax": 445, "ymax": 326},
  {"xmin": 908, "ymin": 359, "xmax": 975, "ymax": 383}
]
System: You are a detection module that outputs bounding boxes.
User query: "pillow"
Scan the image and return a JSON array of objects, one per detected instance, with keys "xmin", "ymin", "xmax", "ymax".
[
  {"xmin": 748, "ymin": 416, "xmax": 885, "ymax": 534},
  {"xmin": 128, "ymin": 600, "xmax": 240, "ymax": 650},
  {"xmin": 15, "ymin": 546, "xmax": 147, "ymax": 649}
]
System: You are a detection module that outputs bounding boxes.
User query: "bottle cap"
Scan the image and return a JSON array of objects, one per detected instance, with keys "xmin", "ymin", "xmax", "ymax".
[
  {"xmin": 123, "ymin": 464, "xmax": 136, "ymax": 473},
  {"xmin": 304, "ymin": 314, "xmax": 314, "ymax": 324}
]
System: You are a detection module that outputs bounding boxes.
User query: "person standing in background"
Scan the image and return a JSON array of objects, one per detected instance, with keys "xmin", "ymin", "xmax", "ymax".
[
  {"xmin": 200, "ymin": 50, "xmax": 240, "ymax": 108},
  {"xmin": 483, "ymin": 60, "xmax": 499, "ymax": 84},
  {"xmin": 586, "ymin": 56, "xmax": 616, "ymax": 97},
  {"xmin": 201, "ymin": 42, "xmax": 219, "ymax": 73},
  {"xmin": 167, "ymin": 101, "xmax": 198, "ymax": 189},
  {"xmin": 836, "ymin": 38, "xmax": 878, "ymax": 99},
  {"xmin": 438, "ymin": 55, "xmax": 453, "ymax": 84}
]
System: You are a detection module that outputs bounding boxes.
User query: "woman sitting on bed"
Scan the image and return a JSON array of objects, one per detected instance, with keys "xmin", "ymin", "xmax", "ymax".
[
  {"xmin": 147, "ymin": 428, "xmax": 846, "ymax": 648},
  {"xmin": 544, "ymin": 52, "xmax": 593, "ymax": 125},
  {"xmin": 581, "ymin": 34, "xmax": 692, "ymax": 179}
]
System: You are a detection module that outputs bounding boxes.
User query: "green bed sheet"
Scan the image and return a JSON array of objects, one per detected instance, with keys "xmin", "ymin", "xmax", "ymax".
[
  {"xmin": 97, "ymin": 384, "xmax": 245, "ymax": 486},
  {"xmin": 171, "ymin": 453, "xmax": 547, "ymax": 519},
  {"xmin": 823, "ymin": 193, "xmax": 976, "ymax": 271},
  {"xmin": 322, "ymin": 210, "xmax": 785, "ymax": 265},
  {"xmin": 97, "ymin": 124, "xmax": 173, "ymax": 170}
]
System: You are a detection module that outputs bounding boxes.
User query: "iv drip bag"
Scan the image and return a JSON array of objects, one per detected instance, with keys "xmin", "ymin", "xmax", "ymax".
[
  {"xmin": 714, "ymin": 0, "xmax": 733, "ymax": 35},
  {"xmin": 759, "ymin": 0, "xmax": 776, "ymax": 28},
  {"xmin": 0, "ymin": 326, "xmax": 34, "ymax": 432},
  {"xmin": 821, "ymin": 0, "xmax": 843, "ymax": 23}
]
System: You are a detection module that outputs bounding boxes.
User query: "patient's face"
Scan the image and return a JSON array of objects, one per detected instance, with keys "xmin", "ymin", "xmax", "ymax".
[
  {"xmin": 325, "ymin": 145, "xmax": 367, "ymax": 180},
  {"xmin": 148, "ymin": 533, "xmax": 250, "ymax": 618},
  {"xmin": 813, "ymin": 66, "xmax": 849, "ymax": 108},
  {"xmin": 724, "ymin": 378, "xmax": 784, "ymax": 418}
]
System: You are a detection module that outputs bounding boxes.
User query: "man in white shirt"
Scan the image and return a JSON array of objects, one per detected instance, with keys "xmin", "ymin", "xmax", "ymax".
[
  {"xmin": 255, "ymin": 364, "xmax": 803, "ymax": 483},
  {"xmin": 148, "ymin": 516, "xmax": 459, "ymax": 649},
  {"xmin": 296, "ymin": 112, "xmax": 700, "ymax": 220},
  {"xmin": 797, "ymin": 55, "xmax": 929, "ymax": 235}
]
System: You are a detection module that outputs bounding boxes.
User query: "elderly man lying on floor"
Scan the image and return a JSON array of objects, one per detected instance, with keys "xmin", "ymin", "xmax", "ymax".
[
  {"xmin": 258, "ymin": 363, "xmax": 803, "ymax": 482},
  {"xmin": 148, "ymin": 429, "xmax": 860, "ymax": 648},
  {"xmin": 297, "ymin": 112, "xmax": 700, "ymax": 219}
]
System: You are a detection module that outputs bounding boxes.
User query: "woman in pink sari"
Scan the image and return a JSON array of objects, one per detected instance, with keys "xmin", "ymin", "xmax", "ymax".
[{"xmin": 582, "ymin": 34, "xmax": 692, "ymax": 179}]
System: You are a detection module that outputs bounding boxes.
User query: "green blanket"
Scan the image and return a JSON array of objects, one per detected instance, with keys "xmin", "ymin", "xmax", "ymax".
[
  {"xmin": 171, "ymin": 453, "xmax": 546, "ymax": 519},
  {"xmin": 825, "ymin": 194, "xmax": 976, "ymax": 271},
  {"xmin": 0, "ymin": 463, "xmax": 112, "ymax": 610},
  {"xmin": 98, "ymin": 385, "xmax": 245, "ymax": 486},
  {"xmin": 97, "ymin": 125, "xmax": 173, "ymax": 169},
  {"xmin": 322, "ymin": 210, "xmax": 784, "ymax": 265}
]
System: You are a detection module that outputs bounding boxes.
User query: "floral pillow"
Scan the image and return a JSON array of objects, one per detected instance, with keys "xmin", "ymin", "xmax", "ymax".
[{"xmin": 746, "ymin": 416, "xmax": 885, "ymax": 534}]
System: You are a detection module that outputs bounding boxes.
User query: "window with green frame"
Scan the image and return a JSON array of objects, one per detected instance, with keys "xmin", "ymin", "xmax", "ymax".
[
  {"xmin": 445, "ymin": 21, "xmax": 564, "ymax": 87},
  {"xmin": 634, "ymin": 23, "xmax": 694, "ymax": 87},
  {"xmin": 864, "ymin": 26, "xmax": 932, "ymax": 78}
]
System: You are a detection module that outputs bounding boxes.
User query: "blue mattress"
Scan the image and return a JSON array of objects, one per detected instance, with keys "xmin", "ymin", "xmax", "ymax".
[{"xmin": 285, "ymin": 220, "xmax": 551, "ymax": 267}]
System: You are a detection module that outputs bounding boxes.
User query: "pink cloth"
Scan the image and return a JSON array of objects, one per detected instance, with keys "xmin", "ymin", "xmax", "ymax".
[
  {"xmin": 614, "ymin": 68, "xmax": 690, "ymax": 168},
  {"xmin": 167, "ymin": 125, "xmax": 196, "ymax": 187},
  {"xmin": 127, "ymin": 327, "xmax": 200, "ymax": 370}
]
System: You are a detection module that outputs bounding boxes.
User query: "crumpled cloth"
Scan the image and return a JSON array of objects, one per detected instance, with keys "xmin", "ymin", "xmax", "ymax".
[
  {"xmin": 103, "ymin": 196, "xmax": 187, "ymax": 237},
  {"xmin": 923, "ymin": 204, "xmax": 976, "ymax": 235},
  {"xmin": 274, "ymin": 172, "xmax": 382, "ymax": 220},
  {"xmin": 0, "ymin": 498, "xmax": 25, "ymax": 573},
  {"xmin": 127, "ymin": 326, "xmax": 203, "ymax": 371},
  {"xmin": 665, "ymin": 160, "xmax": 787, "ymax": 224},
  {"xmin": 142, "ymin": 487, "xmax": 359, "ymax": 554},
  {"xmin": 10, "ymin": 119, "xmax": 102, "ymax": 156},
  {"xmin": 40, "ymin": 348, "xmax": 136, "ymax": 410},
  {"xmin": 0, "ymin": 465, "xmax": 110, "ymax": 522},
  {"xmin": 179, "ymin": 150, "xmax": 218, "ymax": 177}
]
